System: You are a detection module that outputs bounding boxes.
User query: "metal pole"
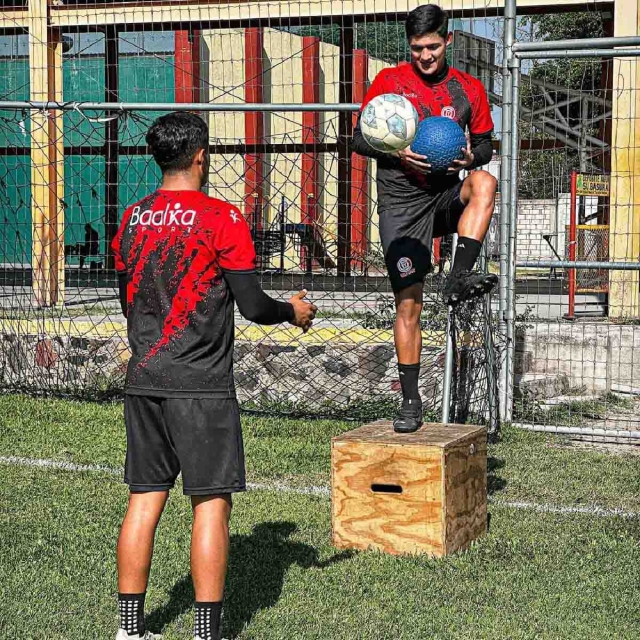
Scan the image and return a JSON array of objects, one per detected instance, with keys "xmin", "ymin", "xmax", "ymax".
[
  {"xmin": 505, "ymin": 55, "xmax": 521, "ymax": 424},
  {"xmin": 515, "ymin": 49, "xmax": 640, "ymax": 59},
  {"xmin": 0, "ymin": 100, "xmax": 361, "ymax": 112},
  {"xmin": 517, "ymin": 260, "xmax": 640, "ymax": 270},
  {"xmin": 337, "ymin": 17, "xmax": 355, "ymax": 277},
  {"xmin": 480, "ymin": 242, "xmax": 499, "ymax": 436},
  {"xmin": 567, "ymin": 171, "xmax": 578, "ymax": 320},
  {"xmin": 104, "ymin": 26, "xmax": 119, "ymax": 273},
  {"xmin": 499, "ymin": 0, "xmax": 517, "ymax": 422},
  {"xmin": 441, "ymin": 234, "xmax": 458, "ymax": 425},
  {"xmin": 513, "ymin": 36, "xmax": 640, "ymax": 52},
  {"xmin": 514, "ymin": 423, "xmax": 640, "ymax": 442}
]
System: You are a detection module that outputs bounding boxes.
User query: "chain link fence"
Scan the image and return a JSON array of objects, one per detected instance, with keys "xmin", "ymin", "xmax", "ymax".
[
  {"xmin": 0, "ymin": 7, "xmax": 502, "ymax": 430},
  {"xmin": 506, "ymin": 14, "xmax": 640, "ymax": 442}
]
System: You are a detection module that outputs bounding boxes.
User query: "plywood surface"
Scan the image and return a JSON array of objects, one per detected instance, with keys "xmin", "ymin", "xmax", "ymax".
[
  {"xmin": 444, "ymin": 434, "xmax": 487, "ymax": 554},
  {"xmin": 332, "ymin": 437, "xmax": 445, "ymax": 556},
  {"xmin": 332, "ymin": 421, "xmax": 487, "ymax": 557},
  {"xmin": 332, "ymin": 420, "xmax": 486, "ymax": 448}
]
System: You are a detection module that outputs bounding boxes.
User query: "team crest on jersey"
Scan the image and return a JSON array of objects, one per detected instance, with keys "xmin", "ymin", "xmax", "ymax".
[
  {"xmin": 397, "ymin": 257, "xmax": 415, "ymax": 277},
  {"xmin": 441, "ymin": 106, "xmax": 457, "ymax": 120}
]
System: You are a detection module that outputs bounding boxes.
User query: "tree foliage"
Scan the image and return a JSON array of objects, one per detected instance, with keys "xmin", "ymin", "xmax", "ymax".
[
  {"xmin": 288, "ymin": 22, "xmax": 410, "ymax": 65},
  {"xmin": 519, "ymin": 12, "xmax": 607, "ymax": 198}
]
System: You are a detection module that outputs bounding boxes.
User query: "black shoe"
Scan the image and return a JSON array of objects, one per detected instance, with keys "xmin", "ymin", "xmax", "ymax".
[
  {"xmin": 443, "ymin": 270, "xmax": 498, "ymax": 306},
  {"xmin": 393, "ymin": 398, "xmax": 423, "ymax": 433}
]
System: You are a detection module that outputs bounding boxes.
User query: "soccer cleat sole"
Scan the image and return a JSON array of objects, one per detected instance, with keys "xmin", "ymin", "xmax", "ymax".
[{"xmin": 446, "ymin": 274, "xmax": 498, "ymax": 306}]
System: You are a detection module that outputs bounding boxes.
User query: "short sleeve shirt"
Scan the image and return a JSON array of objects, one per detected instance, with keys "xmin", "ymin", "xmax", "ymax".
[{"xmin": 112, "ymin": 190, "xmax": 256, "ymax": 397}]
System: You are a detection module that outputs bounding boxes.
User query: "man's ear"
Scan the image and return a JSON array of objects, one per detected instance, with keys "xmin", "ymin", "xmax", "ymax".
[
  {"xmin": 195, "ymin": 148, "xmax": 206, "ymax": 165},
  {"xmin": 446, "ymin": 32, "xmax": 453, "ymax": 47}
]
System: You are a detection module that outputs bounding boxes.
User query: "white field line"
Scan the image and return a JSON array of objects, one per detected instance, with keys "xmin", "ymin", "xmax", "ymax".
[{"xmin": 1, "ymin": 455, "xmax": 639, "ymax": 518}]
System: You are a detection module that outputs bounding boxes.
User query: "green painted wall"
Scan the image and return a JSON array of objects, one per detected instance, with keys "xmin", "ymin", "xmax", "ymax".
[{"xmin": 0, "ymin": 54, "xmax": 174, "ymax": 265}]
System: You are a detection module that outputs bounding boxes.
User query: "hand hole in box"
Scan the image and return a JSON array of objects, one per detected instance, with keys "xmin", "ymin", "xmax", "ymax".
[{"xmin": 371, "ymin": 484, "xmax": 403, "ymax": 494}]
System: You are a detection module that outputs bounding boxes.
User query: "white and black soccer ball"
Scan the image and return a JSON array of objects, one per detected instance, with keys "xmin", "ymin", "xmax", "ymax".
[{"xmin": 360, "ymin": 93, "xmax": 420, "ymax": 154}]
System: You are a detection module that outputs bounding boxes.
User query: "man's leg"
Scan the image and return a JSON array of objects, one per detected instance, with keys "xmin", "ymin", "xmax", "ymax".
[
  {"xmin": 444, "ymin": 170, "xmax": 498, "ymax": 304},
  {"xmin": 116, "ymin": 490, "xmax": 168, "ymax": 638},
  {"xmin": 393, "ymin": 282, "xmax": 424, "ymax": 433},
  {"xmin": 457, "ymin": 170, "xmax": 497, "ymax": 243},
  {"xmin": 164, "ymin": 397, "xmax": 245, "ymax": 640},
  {"xmin": 118, "ymin": 395, "xmax": 179, "ymax": 639},
  {"xmin": 191, "ymin": 494, "xmax": 232, "ymax": 640}
]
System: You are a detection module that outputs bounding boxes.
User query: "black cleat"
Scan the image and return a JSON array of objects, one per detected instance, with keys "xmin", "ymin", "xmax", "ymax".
[
  {"xmin": 393, "ymin": 398, "xmax": 423, "ymax": 433},
  {"xmin": 443, "ymin": 270, "xmax": 498, "ymax": 306}
]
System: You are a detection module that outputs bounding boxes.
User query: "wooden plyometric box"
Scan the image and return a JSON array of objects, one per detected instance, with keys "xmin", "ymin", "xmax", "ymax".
[{"xmin": 331, "ymin": 421, "xmax": 487, "ymax": 557}]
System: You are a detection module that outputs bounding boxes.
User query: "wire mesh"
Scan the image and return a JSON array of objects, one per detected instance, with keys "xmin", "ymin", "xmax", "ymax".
[
  {"xmin": 511, "ymin": 10, "xmax": 640, "ymax": 440},
  {"xmin": 0, "ymin": 4, "xmax": 502, "ymax": 430}
]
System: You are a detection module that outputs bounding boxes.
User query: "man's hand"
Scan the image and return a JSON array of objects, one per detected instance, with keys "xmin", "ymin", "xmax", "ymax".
[
  {"xmin": 394, "ymin": 147, "xmax": 431, "ymax": 175},
  {"xmin": 289, "ymin": 290, "xmax": 317, "ymax": 333},
  {"xmin": 447, "ymin": 135, "xmax": 474, "ymax": 174}
]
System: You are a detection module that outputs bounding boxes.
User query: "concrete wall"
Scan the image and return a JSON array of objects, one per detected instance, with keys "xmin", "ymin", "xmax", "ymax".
[
  {"xmin": 513, "ymin": 194, "xmax": 600, "ymax": 262},
  {"xmin": 517, "ymin": 321, "xmax": 640, "ymax": 394}
]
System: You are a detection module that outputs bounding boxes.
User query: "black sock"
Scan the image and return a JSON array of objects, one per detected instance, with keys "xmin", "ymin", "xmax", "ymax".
[
  {"xmin": 194, "ymin": 601, "xmax": 223, "ymax": 640},
  {"xmin": 398, "ymin": 363, "xmax": 421, "ymax": 403},
  {"xmin": 118, "ymin": 593, "xmax": 146, "ymax": 636},
  {"xmin": 452, "ymin": 237, "xmax": 483, "ymax": 273}
]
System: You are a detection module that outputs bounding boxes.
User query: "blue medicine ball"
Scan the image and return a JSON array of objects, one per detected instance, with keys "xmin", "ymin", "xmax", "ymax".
[{"xmin": 410, "ymin": 116, "xmax": 467, "ymax": 174}]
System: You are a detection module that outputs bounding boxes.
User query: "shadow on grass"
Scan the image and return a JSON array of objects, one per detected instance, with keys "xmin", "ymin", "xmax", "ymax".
[
  {"xmin": 146, "ymin": 574, "xmax": 193, "ymax": 634},
  {"xmin": 146, "ymin": 521, "xmax": 353, "ymax": 638},
  {"xmin": 488, "ymin": 456, "xmax": 507, "ymax": 495}
]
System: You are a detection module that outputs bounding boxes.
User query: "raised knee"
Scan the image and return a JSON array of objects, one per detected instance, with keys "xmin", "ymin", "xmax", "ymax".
[{"xmin": 468, "ymin": 170, "xmax": 497, "ymax": 195}]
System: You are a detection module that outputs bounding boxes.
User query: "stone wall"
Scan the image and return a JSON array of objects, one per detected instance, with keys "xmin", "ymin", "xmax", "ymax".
[
  {"xmin": 0, "ymin": 331, "xmax": 450, "ymax": 412},
  {"xmin": 4, "ymin": 318, "xmax": 637, "ymax": 411}
]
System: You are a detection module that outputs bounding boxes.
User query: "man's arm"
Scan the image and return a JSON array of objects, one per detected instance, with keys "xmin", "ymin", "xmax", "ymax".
[
  {"xmin": 223, "ymin": 270, "xmax": 294, "ymax": 325},
  {"xmin": 469, "ymin": 130, "xmax": 494, "ymax": 169},
  {"xmin": 224, "ymin": 270, "xmax": 317, "ymax": 331},
  {"xmin": 214, "ymin": 204, "xmax": 315, "ymax": 329},
  {"xmin": 118, "ymin": 272, "xmax": 128, "ymax": 318},
  {"xmin": 468, "ymin": 80, "xmax": 495, "ymax": 169}
]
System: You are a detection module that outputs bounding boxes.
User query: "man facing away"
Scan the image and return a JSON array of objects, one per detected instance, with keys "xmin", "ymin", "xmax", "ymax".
[
  {"xmin": 351, "ymin": 3, "xmax": 498, "ymax": 434},
  {"xmin": 112, "ymin": 112, "xmax": 317, "ymax": 640}
]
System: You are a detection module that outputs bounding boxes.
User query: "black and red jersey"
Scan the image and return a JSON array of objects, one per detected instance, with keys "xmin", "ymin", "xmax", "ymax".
[
  {"xmin": 359, "ymin": 62, "xmax": 494, "ymax": 208},
  {"xmin": 112, "ymin": 190, "xmax": 255, "ymax": 398}
]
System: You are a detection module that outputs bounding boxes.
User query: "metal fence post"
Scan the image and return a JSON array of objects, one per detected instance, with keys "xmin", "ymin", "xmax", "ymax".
[
  {"xmin": 499, "ymin": 0, "xmax": 517, "ymax": 422},
  {"xmin": 441, "ymin": 234, "xmax": 458, "ymax": 424},
  {"xmin": 506, "ymin": 55, "xmax": 522, "ymax": 423},
  {"xmin": 480, "ymin": 242, "xmax": 500, "ymax": 436}
]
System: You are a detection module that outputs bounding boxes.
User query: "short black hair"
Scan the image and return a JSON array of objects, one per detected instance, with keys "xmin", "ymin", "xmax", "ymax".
[
  {"xmin": 405, "ymin": 4, "xmax": 449, "ymax": 40},
  {"xmin": 146, "ymin": 112, "xmax": 209, "ymax": 174}
]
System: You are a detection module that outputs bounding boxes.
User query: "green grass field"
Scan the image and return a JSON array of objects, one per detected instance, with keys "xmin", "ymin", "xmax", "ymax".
[{"xmin": 2, "ymin": 394, "xmax": 640, "ymax": 639}]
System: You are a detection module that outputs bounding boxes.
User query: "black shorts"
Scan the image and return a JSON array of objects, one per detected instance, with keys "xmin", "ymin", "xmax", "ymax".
[
  {"xmin": 380, "ymin": 181, "xmax": 465, "ymax": 293},
  {"xmin": 124, "ymin": 395, "xmax": 246, "ymax": 495}
]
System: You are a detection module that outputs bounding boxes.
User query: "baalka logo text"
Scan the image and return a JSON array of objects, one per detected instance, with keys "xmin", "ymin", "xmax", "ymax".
[{"xmin": 129, "ymin": 203, "xmax": 197, "ymax": 227}]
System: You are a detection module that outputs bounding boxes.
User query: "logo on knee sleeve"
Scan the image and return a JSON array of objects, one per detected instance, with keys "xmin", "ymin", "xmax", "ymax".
[{"xmin": 397, "ymin": 257, "xmax": 415, "ymax": 278}]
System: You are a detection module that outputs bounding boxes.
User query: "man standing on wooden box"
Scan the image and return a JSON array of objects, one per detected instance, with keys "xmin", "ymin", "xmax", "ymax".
[
  {"xmin": 351, "ymin": 4, "xmax": 498, "ymax": 434},
  {"xmin": 111, "ymin": 112, "xmax": 316, "ymax": 640}
]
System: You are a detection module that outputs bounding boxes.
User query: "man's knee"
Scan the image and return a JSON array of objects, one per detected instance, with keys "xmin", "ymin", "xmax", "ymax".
[
  {"xmin": 465, "ymin": 170, "xmax": 497, "ymax": 206},
  {"xmin": 395, "ymin": 286, "xmax": 423, "ymax": 323},
  {"xmin": 192, "ymin": 494, "xmax": 233, "ymax": 518}
]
